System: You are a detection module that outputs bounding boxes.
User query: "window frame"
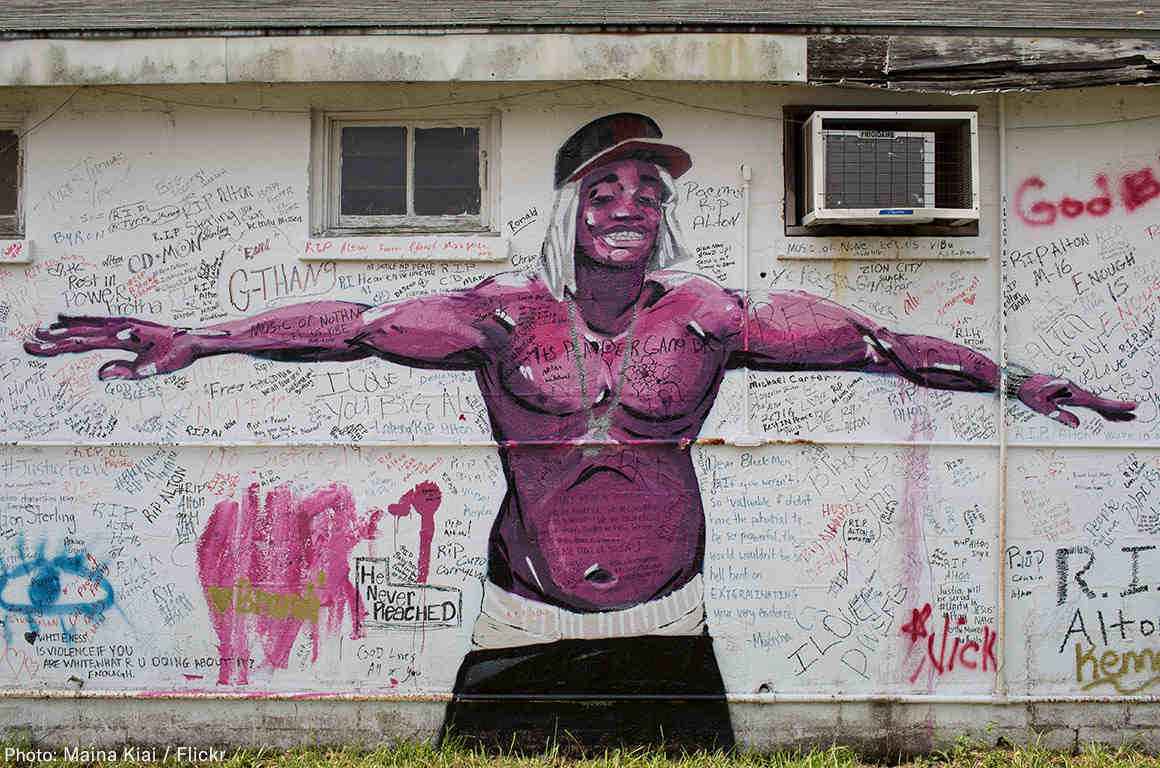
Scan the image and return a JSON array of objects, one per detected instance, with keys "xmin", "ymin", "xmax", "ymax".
[
  {"xmin": 311, "ymin": 110, "xmax": 499, "ymax": 237},
  {"xmin": 0, "ymin": 116, "xmax": 25, "ymax": 237}
]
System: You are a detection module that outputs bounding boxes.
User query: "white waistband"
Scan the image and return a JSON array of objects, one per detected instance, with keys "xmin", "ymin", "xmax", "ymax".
[{"xmin": 471, "ymin": 575, "xmax": 706, "ymax": 650}]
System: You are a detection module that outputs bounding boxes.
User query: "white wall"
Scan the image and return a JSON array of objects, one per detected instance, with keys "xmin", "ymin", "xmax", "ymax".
[
  {"xmin": 0, "ymin": 81, "xmax": 1154, "ymax": 742},
  {"xmin": 1002, "ymin": 86, "xmax": 1160, "ymax": 700}
]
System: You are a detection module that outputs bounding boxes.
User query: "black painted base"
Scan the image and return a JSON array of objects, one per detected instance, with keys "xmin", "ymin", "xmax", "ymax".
[{"xmin": 439, "ymin": 633, "xmax": 735, "ymax": 755}]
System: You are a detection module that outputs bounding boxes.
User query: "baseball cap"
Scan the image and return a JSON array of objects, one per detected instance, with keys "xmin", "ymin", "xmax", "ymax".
[{"xmin": 554, "ymin": 113, "xmax": 693, "ymax": 189}]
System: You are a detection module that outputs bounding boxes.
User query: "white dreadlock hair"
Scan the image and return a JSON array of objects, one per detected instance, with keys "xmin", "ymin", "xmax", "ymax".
[{"xmin": 539, "ymin": 164, "xmax": 691, "ymax": 301}]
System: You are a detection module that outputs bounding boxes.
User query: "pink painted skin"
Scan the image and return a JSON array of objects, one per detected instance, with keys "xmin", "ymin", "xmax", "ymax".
[
  {"xmin": 30, "ymin": 159, "xmax": 1136, "ymax": 613},
  {"xmin": 195, "ymin": 482, "xmax": 380, "ymax": 684},
  {"xmin": 387, "ymin": 481, "xmax": 443, "ymax": 583}
]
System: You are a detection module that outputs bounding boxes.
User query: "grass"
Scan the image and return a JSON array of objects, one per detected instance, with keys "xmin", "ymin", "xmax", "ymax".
[{"xmin": 0, "ymin": 740, "xmax": 1157, "ymax": 768}]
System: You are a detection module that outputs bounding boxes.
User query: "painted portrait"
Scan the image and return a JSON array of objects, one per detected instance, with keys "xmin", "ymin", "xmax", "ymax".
[{"xmin": 25, "ymin": 113, "xmax": 1136, "ymax": 749}]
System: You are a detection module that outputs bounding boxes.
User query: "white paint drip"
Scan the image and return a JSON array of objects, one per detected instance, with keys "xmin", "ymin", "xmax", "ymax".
[
  {"xmin": 525, "ymin": 557, "xmax": 544, "ymax": 591},
  {"xmin": 363, "ymin": 305, "xmax": 399, "ymax": 322}
]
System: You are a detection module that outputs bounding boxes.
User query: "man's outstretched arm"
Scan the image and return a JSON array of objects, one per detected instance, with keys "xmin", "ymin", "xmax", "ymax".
[
  {"xmin": 25, "ymin": 284, "xmax": 499, "ymax": 379},
  {"xmin": 733, "ymin": 289, "xmax": 1136, "ymax": 428}
]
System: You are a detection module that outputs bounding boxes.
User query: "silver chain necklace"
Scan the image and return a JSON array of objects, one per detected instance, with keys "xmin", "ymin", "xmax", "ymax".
[{"xmin": 566, "ymin": 297, "xmax": 640, "ymax": 446}]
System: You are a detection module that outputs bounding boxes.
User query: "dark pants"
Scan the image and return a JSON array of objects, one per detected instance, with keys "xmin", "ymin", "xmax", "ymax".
[{"xmin": 439, "ymin": 633, "xmax": 735, "ymax": 754}]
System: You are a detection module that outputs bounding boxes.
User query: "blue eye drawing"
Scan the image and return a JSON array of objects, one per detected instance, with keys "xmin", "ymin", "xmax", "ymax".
[{"xmin": 0, "ymin": 539, "xmax": 115, "ymax": 643}]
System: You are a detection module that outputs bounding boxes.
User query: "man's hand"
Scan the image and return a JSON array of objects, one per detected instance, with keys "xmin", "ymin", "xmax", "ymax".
[
  {"xmin": 1016, "ymin": 373, "xmax": 1137, "ymax": 428},
  {"xmin": 24, "ymin": 315, "xmax": 200, "ymax": 380}
]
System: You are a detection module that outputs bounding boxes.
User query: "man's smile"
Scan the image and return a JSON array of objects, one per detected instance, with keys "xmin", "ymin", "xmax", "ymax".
[{"xmin": 599, "ymin": 228, "xmax": 648, "ymax": 246}]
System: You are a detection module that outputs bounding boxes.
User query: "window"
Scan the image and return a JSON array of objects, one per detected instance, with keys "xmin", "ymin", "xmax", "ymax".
[
  {"xmin": 784, "ymin": 106, "xmax": 978, "ymax": 238},
  {"xmin": 312, "ymin": 112, "xmax": 498, "ymax": 235},
  {"xmin": 0, "ymin": 125, "xmax": 22, "ymax": 235}
]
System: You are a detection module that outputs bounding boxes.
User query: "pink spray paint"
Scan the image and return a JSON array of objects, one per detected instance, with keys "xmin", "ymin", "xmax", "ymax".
[
  {"xmin": 387, "ymin": 481, "xmax": 443, "ymax": 583},
  {"xmin": 196, "ymin": 482, "xmax": 381, "ymax": 685},
  {"xmin": 897, "ymin": 387, "xmax": 936, "ymax": 691}
]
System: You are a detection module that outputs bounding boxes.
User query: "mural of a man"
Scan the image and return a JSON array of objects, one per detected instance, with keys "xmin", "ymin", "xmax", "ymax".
[{"xmin": 25, "ymin": 113, "xmax": 1136, "ymax": 750}]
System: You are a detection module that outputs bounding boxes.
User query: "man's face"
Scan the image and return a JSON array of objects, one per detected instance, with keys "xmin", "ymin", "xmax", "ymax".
[{"xmin": 575, "ymin": 159, "xmax": 664, "ymax": 268}]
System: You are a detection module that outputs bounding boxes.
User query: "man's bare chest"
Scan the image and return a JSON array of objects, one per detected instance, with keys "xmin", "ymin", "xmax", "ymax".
[{"xmin": 494, "ymin": 307, "xmax": 729, "ymax": 420}]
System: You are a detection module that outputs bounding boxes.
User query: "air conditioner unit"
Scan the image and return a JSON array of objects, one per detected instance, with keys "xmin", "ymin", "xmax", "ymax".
[{"xmin": 801, "ymin": 110, "xmax": 979, "ymax": 227}]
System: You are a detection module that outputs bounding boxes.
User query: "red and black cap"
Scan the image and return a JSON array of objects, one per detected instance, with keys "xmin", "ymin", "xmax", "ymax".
[{"xmin": 554, "ymin": 113, "xmax": 692, "ymax": 189}]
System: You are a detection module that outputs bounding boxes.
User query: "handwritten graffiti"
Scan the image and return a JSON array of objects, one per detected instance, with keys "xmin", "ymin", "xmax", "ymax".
[
  {"xmin": 683, "ymin": 181, "xmax": 744, "ymax": 229},
  {"xmin": 1016, "ymin": 165, "xmax": 1160, "ymax": 227},
  {"xmin": 386, "ymin": 482, "xmax": 443, "ymax": 583},
  {"xmin": 900, "ymin": 603, "xmax": 997, "ymax": 683},
  {"xmin": 1056, "ymin": 544, "xmax": 1155, "ymax": 606},
  {"xmin": 0, "ymin": 638, "xmax": 39, "ymax": 681},
  {"xmin": 1065, "ymin": 593, "xmax": 1160, "ymax": 693},
  {"xmin": 787, "ymin": 582, "xmax": 908, "ymax": 680},
  {"xmin": 0, "ymin": 540, "xmax": 114, "ymax": 643},
  {"xmin": 355, "ymin": 557, "xmax": 461, "ymax": 631},
  {"xmin": 195, "ymin": 483, "xmax": 380, "ymax": 684},
  {"xmin": 226, "ymin": 261, "xmax": 337, "ymax": 312},
  {"xmin": 1075, "ymin": 642, "xmax": 1160, "ymax": 694},
  {"xmin": 1, "ymin": 241, "xmax": 24, "ymax": 262},
  {"xmin": 206, "ymin": 573, "xmax": 325, "ymax": 623}
]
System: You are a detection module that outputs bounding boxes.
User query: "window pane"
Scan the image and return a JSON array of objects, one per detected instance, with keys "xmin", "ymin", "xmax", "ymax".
[
  {"xmin": 340, "ymin": 126, "xmax": 406, "ymax": 216},
  {"xmin": 413, "ymin": 127, "xmax": 480, "ymax": 216},
  {"xmin": 0, "ymin": 131, "xmax": 18, "ymax": 216}
]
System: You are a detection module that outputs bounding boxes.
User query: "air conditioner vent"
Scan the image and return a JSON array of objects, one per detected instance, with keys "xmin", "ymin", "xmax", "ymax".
[{"xmin": 801, "ymin": 111, "xmax": 979, "ymax": 227}]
